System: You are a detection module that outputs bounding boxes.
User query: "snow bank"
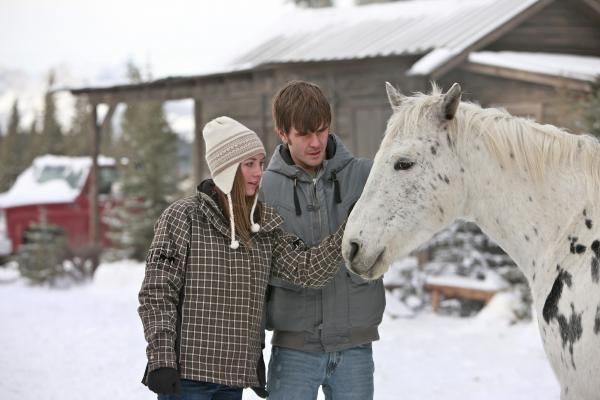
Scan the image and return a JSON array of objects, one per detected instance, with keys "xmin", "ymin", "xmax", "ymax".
[
  {"xmin": 92, "ymin": 259, "xmax": 145, "ymax": 292},
  {"xmin": 0, "ymin": 259, "xmax": 560, "ymax": 400}
]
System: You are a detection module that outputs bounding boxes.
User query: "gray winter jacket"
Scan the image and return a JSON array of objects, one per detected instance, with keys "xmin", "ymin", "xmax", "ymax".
[{"xmin": 260, "ymin": 134, "xmax": 385, "ymax": 352}]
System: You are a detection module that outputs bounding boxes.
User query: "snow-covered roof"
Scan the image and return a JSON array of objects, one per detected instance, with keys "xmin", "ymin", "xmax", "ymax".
[
  {"xmin": 468, "ymin": 51, "xmax": 600, "ymax": 82},
  {"xmin": 0, "ymin": 155, "xmax": 115, "ymax": 209},
  {"xmin": 232, "ymin": 0, "xmax": 539, "ymax": 74}
]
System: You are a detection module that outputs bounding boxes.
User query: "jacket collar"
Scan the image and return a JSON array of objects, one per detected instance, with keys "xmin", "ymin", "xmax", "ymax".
[{"xmin": 266, "ymin": 133, "xmax": 354, "ymax": 181}]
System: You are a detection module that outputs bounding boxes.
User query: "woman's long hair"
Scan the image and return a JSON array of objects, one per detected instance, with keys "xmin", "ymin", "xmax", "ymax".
[{"xmin": 215, "ymin": 167, "xmax": 262, "ymax": 247}]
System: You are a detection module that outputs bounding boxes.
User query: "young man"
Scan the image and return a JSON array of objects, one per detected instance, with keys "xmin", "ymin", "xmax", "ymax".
[{"xmin": 260, "ymin": 80, "xmax": 385, "ymax": 400}]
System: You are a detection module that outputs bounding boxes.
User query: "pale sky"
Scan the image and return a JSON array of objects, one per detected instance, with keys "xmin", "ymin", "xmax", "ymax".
[{"xmin": 0, "ymin": 0, "xmax": 291, "ymax": 81}]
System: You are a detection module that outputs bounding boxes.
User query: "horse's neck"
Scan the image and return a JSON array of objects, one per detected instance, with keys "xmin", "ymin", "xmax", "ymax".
[{"xmin": 460, "ymin": 136, "xmax": 592, "ymax": 281}]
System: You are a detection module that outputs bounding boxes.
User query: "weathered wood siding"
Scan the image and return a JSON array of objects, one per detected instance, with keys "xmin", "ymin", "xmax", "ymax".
[
  {"xmin": 486, "ymin": 1, "xmax": 600, "ymax": 56},
  {"xmin": 441, "ymin": 70, "xmax": 589, "ymax": 133}
]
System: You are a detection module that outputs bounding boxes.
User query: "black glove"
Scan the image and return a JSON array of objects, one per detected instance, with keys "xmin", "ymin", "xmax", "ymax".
[
  {"xmin": 147, "ymin": 367, "xmax": 181, "ymax": 395},
  {"xmin": 251, "ymin": 353, "xmax": 268, "ymax": 398}
]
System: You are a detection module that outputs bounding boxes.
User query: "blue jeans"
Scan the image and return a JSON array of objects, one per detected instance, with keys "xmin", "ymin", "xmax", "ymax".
[
  {"xmin": 267, "ymin": 345, "xmax": 374, "ymax": 400},
  {"xmin": 157, "ymin": 379, "xmax": 242, "ymax": 400}
]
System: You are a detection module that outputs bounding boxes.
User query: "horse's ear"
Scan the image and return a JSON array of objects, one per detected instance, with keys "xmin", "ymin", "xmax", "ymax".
[
  {"xmin": 442, "ymin": 83, "xmax": 462, "ymax": 120},
  {"xmin": 386, "ymin": 82, "xmax": 404, "ymax": 109}
]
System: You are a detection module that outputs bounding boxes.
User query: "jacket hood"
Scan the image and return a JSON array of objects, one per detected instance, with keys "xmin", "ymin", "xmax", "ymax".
[{"xmin": 266, "ymin": 134, "xmax": 354, "ymax": 180}]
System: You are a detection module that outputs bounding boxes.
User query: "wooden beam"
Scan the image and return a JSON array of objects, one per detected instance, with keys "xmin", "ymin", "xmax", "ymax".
[
  {"xmin": 89, "ymin": 104, "xmax": 101, "ymax": 268},
  {"xmin": 461, "ymin": 61, "xmax": 592, "ymax": 92},
  {"xmin": 70, "ymin": 68, "xmax": 269, "ymax": 105},
  {"xmin": 430, "ymin": 0, "xmax": 554, "ymax": 80}
]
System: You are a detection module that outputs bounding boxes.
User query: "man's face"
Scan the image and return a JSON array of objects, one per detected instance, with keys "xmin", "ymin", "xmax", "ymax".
[{"xmin": 278, "ymin": 125, "xmax": 329, "ymax": 173}]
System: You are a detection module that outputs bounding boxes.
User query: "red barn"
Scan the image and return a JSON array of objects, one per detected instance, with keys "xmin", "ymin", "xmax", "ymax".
[{"xmin": 0, "ymin": 155, "xmax": 118, "ymax": 259}]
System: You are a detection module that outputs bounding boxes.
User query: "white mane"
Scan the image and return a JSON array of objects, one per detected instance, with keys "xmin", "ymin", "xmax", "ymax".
[{"xmin": 388, "ymin": 85, "xmax": 600, "ymax": 201}]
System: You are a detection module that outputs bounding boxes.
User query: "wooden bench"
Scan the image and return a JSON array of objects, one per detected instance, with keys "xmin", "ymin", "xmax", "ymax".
[{"xmin": 424, "ymin": 275, "xmax": 506, "ymax": 312}]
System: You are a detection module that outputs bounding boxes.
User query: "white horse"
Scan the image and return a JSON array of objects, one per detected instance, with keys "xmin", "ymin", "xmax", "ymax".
[{"xmin": 343, "ymin": 82, "xmax": 600, "ymax": 400}]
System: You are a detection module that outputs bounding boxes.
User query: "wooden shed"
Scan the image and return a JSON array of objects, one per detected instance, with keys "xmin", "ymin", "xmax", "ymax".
[{"xmin": 70, "ymin": 0, "xmax": 600, "ymax": 249}]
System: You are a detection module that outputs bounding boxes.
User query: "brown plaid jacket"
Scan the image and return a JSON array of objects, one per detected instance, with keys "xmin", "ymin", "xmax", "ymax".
[{"xmin": 138, "ymin": 190, "xmax": 343, "ymax": 388}]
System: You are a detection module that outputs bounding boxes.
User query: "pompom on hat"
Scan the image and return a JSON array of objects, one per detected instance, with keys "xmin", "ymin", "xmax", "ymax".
[{"xmin": 203, "ymin": 116, "xmax": 266, "ymax": 249}]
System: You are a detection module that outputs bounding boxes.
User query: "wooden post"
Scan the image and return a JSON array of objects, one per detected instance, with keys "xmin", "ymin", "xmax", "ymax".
[
  {"xmin": 193, "ymin": 99, "xmax": 206, "ymax": 187},
  {"xmin": 89, "ymin": 103, "xmax": 101, "ymax": 268},
  {"xmin": 431, "ymin": 289, "xmax": 441, "ymax": 312}
]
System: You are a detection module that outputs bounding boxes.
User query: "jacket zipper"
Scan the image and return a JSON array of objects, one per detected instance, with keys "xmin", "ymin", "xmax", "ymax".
[{"xmin": 312, "ymin": 177, "xmax": 322, "ymax": 240}]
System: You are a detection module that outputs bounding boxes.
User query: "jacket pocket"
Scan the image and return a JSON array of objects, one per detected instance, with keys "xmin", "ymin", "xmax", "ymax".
[
  {"xmin": 347, "ymin": 274, "xmax": 386, "ymax": 328},
  {"xmin": 266, "ymin": 276, "xmax": 313, "ymax": 331}
]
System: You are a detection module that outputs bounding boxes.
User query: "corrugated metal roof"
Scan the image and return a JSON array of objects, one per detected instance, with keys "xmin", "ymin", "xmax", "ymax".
[{"xmin": 232, "ymin": 0, "xmax": 541, "ymax": 73}]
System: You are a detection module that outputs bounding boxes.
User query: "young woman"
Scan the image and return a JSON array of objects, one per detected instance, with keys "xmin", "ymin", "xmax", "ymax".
[{"xmin": 138, "ymin": 116, "xmax": 345, "ymax": 400}]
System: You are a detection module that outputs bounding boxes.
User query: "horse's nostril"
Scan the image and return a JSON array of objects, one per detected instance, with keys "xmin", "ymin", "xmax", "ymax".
[{"xmin": 349, "ymin": 241, "xmax": 360, "ymax": 262}]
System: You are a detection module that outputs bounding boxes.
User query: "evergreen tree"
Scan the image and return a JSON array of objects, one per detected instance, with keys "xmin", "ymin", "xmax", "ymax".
[
  {"xmin": 65, "ymin": 95, "xmax": 92, "ymax": 156},
  {"xmin": 40, "ymin": 71, "xmax": 64, "ymax": 155},
  {"xmin": 0, "ymin": 100, "xmax": 26, "ymax": 192},
  {"xmin": 107, "ymin": 62, "xmax": 179, "ymax": 260},
  {"xmin": 25, "ymin": 118, "xmax": 43, "ymax": 164},
  {"xmin": 584, "ymin": 76, "xmax": 600, "ymax": 138}
]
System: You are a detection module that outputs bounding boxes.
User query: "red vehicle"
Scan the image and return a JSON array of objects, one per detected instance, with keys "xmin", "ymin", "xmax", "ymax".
[{"xmin": 0, "ymin": 155, "xmax": 118, "ymax": 260}]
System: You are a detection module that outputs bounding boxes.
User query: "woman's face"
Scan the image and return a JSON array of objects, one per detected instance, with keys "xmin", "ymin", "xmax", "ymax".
[{"xmin": 240, "ymin": 153, "xmax": 265, "ymax": 196}]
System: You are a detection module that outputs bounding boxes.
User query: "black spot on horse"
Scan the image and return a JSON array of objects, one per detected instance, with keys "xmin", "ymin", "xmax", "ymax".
[
  {"xmin": 569, "ymin": 237, "xmax": 580, "ymax": 254},
  {"xmin": 532, "ymin": 272, "xmax": 536, "ymax": 281},
  {"xmin": 430, "ymin": 146, "xmax": 437, "ymax": 155},
  {"xmin": 544, "ymin": 268, "xmax": 581, "ymax": 368},
  {"xmin": 528, "ymin": 196, "xmax": 533, "ymax": 202},
  {"xmin": 556, "ymin": 303, "xmax": 583, "ymax": 369},
  {"xmin": 586, "ymin": 219, "xmax": 593, "ymax": 229},
  {"xmin": 592, "ymin": 241, "xmax": 600, "ymax": 283},
  {"xmin": 443, "ymin": 175, "xmax": 450, "ymax": 184},
  {"xmin": 524, "ymin": 234, "xmax": 530, "ymax": 242},
  {"xmin": 533, "ymin": 227, "xmax": 539, "ymax": 236},
  {"xmin": 594, "ymin": 305, "xmax": 600, "ymax": 335},
  {"xmin": 438, "ymin": 206, "xmax": 444, "ymax": 215},
  {"xmin": 575, "ymin": 244, "xmax": 586, "ymax": 254},
  {"xmin": 583, "ymin": 209, "xmax": 587, "ymax": 217},
  {"xmin": 437, "ymin": 173, "xmax": 443, "ymax": 181},
  {"xmin": 532, "ymin": 260, "xmax": 536, "ymax": 267},
  {"xmin": 460, "ymin": 167, "xmax": 464, "ymax": 173},
  {"xmin": 509, "ymin": 152, "xmax": 515, "ymax": 159},
  {"xmin": 543, "ymin": 269, "xmax": 567, "ymax": 323},
  {"xmin": 563, "ymin": 271, "xmax": 572, "ymax": 288},
  {"xmin": 446, "ymin": 132, "xmax": 453, "ymax": 147}
]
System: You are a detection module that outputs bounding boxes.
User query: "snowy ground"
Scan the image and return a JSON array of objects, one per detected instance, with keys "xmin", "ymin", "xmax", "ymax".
[{"xmin": 0, "ymin": 261, "xmax": 560, "ymax": 400}]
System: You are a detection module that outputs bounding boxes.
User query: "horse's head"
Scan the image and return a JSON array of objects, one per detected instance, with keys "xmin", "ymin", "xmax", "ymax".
[{"xmin": 343, "ymin": 82, "xmax": 467, "ymax": 279}]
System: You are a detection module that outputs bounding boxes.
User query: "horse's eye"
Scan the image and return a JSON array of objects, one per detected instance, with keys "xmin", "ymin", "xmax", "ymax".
[{"xmin": 394, "ymin": 160, "xmax": 415, "ymax": 171}]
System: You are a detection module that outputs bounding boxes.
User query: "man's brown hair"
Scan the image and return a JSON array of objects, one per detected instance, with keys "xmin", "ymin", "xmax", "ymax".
[
  {"xmin": 272, "ymin": 80, "xmax": 332, "ymax": 134},
  {"xmin": 215, "ymin": 167, "xmax": 262, "ymax": 248}
]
